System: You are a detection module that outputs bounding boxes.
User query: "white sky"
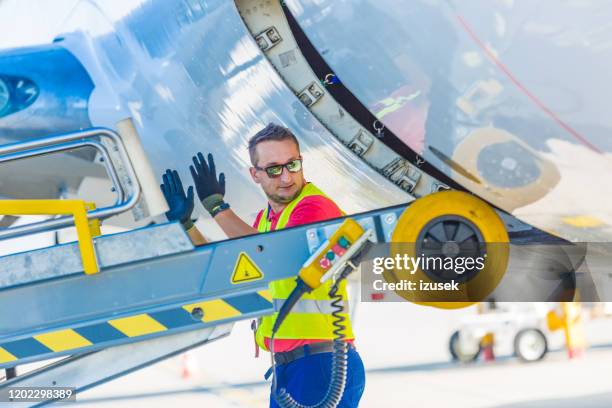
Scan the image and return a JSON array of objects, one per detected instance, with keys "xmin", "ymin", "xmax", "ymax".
[
  {"xmin": 0, "ymin": 0, "xmax": 81, "ymax": 49},
  {"xmin": 0, "ymin": 0, "xmax": 144, "ymax": 50}
]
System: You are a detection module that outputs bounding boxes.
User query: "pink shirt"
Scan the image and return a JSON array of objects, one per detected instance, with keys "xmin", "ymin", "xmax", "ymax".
[
  {"xmin": 253, "ymin": 192, "xmax": 352, "ymax": 352},
  {"xmin": 253, "ymin": 195, "xmax": 343, "ymax": 231}
]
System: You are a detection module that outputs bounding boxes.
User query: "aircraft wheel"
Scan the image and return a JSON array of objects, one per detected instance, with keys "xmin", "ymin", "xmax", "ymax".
[{"xmin": 385, "ymin": 190, "xmax": 509, "ymax": 309}]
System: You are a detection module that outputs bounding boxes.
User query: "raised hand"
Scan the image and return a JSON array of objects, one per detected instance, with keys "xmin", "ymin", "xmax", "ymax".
[
  {"xmin": 189, "ymin": 152, "xmax": 226, "ymax": 214},
  {"xmin": 161, "ymin": 169, "xmax": 194, "ymax": 228}
]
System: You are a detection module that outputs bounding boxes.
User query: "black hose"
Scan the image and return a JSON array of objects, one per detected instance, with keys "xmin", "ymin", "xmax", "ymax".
[{"xmin": 272, "ymin": 279, "xmax": 310, "ymax": 335}]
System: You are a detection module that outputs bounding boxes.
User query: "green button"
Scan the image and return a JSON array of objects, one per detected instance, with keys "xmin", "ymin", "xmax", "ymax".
[
  {"xmin": 338, "ymin": 237, "xmax": 350, "ymax": 248},
  {"xmin": 325, "ymin": 251, "xmax": 335, "ymax": 260}
]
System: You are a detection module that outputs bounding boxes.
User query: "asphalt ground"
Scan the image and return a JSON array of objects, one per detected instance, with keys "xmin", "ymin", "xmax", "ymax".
[
  {"xmin": 71, "ymin": 343, "xmax": 612, "ymax": 408},
  {"xmin": 70, "ymin": 302, "xmax": 612, "ymax": 407}
]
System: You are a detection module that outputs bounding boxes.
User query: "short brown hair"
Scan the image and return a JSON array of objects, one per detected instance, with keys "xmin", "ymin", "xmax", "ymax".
[{"xmin": 248, "ymin": 123, "xmax": 300, "ymax": 166}]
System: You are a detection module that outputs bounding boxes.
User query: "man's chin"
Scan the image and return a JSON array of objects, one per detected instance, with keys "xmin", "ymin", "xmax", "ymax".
[{"xmin": 268, "ymin": 189, "xmax": 300, "ymax": 204}]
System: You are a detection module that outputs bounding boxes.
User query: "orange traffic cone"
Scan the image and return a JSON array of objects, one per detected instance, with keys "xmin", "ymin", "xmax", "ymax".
[
  {"xmin": 481, "ymin": 333, "xmax": 495, "ymax": 362},
  {"xmin": 180, "ymin": 351, "xmax": 199, "ymax": 379}
]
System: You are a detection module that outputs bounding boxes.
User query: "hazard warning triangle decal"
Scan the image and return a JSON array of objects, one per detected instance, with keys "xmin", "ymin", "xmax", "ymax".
[{"xmin": 231, "ymin": 252, "xmax": 264, "ymax": 284}]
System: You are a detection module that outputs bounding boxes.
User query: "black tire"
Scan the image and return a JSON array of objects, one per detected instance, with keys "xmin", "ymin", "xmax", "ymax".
[
  {"xmin": 449, "ymin": 330, "xmax": 480, "ymax": 362},
  {"xmin": 514, "ymin": 328, "xmax": 548, "ymax": 362}
]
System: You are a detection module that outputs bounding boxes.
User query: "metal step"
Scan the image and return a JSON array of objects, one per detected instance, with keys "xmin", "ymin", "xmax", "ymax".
[{"xmin": 0, "ymin": 222, "xmax": 193, "ymax": 288}]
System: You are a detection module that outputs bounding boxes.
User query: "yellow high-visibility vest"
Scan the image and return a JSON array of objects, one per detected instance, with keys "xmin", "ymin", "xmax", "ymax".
[{"xmin": 255, "ymin": 183, "xmax": 354, "ymax": 351}]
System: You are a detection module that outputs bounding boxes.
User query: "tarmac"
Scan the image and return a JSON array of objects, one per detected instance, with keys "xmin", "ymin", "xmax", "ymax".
[{"xmin": 69, "ymin": 302, "xmax": 612, "ymax": 407}]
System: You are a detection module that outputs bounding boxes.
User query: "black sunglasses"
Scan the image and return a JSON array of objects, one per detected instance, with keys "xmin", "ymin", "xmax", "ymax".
[{"xmin": 255, "ymin": 159, "xmax": 302, "ymax": 178}]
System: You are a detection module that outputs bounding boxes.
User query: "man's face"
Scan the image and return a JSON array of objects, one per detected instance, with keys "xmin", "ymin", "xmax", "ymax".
[{"xmin": 249, "ymin": 139, "xmax": 305, "ymax": 205}]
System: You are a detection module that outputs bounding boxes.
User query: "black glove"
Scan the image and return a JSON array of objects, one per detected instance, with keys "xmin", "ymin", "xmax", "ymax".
[
  {"xmin": 189, "ymin": 152, "xmax": 226, "ymax": 215},
  {"xmin": 161, "ymin": 169, "xmax": 195, "ymax": 229}
]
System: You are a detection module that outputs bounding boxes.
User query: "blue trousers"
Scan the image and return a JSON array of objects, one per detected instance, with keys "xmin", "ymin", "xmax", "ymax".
[{"xmin": 269, "ymin": 347, "xmax": 365, "ymax": 407}]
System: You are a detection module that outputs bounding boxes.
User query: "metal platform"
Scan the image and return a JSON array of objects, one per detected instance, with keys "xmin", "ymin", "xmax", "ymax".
[{"xmin": 0, "ymin": 206, "xmax": 402, "ymax": 370}]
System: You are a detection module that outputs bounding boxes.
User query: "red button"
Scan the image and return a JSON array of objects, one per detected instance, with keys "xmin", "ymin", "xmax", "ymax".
[
  {"xmin": 331, "ymin": 244, "xmax": 346, "ymax": 256},
  {"xmin": 319, "ymin": 257, "xmax": 332, "ymax": 269}
]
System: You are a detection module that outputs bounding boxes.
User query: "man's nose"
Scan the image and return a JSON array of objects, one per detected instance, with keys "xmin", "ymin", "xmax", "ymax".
[{"xmin": 280, "ymin": 166, "xmax": 292, "ymax": 182}]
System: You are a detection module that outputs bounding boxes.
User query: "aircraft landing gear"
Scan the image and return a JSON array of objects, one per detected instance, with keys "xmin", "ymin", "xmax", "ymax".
[{"xmin": 386, "ymin": 190, "xmax": 509, "ymax": 309}]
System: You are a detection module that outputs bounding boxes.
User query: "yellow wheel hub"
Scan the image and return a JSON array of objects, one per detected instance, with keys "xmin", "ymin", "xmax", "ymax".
[{"xmin": 385, "ymin": 190, "xmax": 509, "ymax": 309}]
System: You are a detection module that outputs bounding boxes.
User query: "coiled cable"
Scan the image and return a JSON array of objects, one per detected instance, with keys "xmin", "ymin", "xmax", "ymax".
[{"xmin": 273, "ymin": 263, "xmax": 354, "ymax": 408}]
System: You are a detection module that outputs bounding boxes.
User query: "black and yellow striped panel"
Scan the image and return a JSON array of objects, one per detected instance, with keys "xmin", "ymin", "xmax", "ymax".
[{"xmin": 0, "ymin": 290, "xmax": 272, "ymax": 365}]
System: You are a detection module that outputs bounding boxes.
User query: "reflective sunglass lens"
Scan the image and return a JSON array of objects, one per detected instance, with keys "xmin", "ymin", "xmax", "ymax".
[
  {"xmin": 266, "ymin": 165, "xmax": 283, "ymax": 177},
  {"xmin": 287, "ymin": 160, "xmax": 302, "ymax": 172}
]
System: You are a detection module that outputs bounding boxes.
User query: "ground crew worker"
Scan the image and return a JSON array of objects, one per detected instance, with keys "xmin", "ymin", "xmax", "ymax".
[{"xmin": 160, "ymin": 123, "xmax": 365, "ymax": 407}]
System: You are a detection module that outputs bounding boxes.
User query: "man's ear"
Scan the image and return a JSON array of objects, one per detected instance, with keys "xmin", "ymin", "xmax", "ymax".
[{"xmin": 249, "ymin": 167, "xmax": 261, "ymax": 184}]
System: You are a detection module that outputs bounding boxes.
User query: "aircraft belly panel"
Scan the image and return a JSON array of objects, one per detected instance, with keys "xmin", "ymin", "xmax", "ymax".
[
  {"xmin": 1, "ymin": 1, "xmax": 611, "ymax": 241},
  {"xmin": 287, "ymin": 0, "xmax": 612, "ymax": 241},
  {"xmin": 55, "ymin": 0, "xmax": 410, "ymax": 238}
]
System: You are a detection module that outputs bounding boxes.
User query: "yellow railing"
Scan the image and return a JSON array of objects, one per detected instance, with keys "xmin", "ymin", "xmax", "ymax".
[{"xmin": 0, "ymin": 200, "xmax": 101, "ymax": 274}]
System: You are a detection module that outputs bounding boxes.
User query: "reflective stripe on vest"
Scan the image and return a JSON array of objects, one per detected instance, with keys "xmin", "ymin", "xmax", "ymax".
[
  {"xmin": 255, "ymin": 183, "xmax": 354, "ymax": 350},
  {"xmin": 272, "ymin": 298, "xmax": 350, "ymax": 315}
]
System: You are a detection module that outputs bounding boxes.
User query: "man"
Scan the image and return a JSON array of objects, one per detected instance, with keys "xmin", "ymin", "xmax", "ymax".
[{"xmin": 160, "ymin": 123, "xmax": 365, "ymax": 407}]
